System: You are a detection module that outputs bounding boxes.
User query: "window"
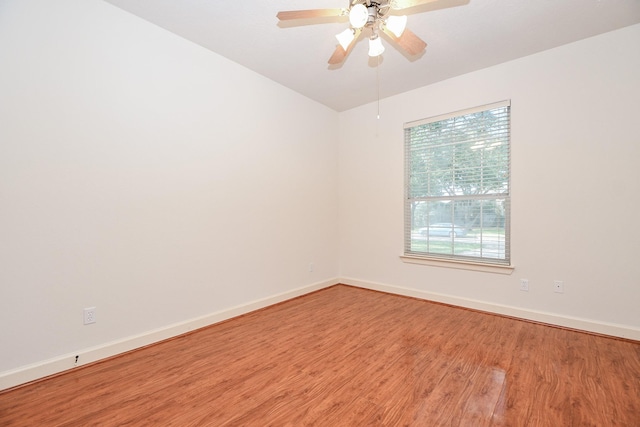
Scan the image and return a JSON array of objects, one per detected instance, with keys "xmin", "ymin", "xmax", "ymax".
[{"xmin": 404, "ymin": 101, "xmax": 511, "ymax": 266}]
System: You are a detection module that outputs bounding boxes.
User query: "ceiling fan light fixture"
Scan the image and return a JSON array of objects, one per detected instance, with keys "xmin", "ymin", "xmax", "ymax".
[
  {"xmin": 368, "ymin": 35, "xmax": 385, "ymax": 57},
  {"xmin": 385, "ymin": 15, "xmax": 407, "ymax": 37},
  {"xmin": 349, "ymin": 4, "xmax": 368, "ymax": 29},
  {"xmin": 276, "ymin": 1, "xmax": 429, "ymax": 65},
  {"xmin": 335, "ymin": 28, "xmax": 355, "ymax": 50}
]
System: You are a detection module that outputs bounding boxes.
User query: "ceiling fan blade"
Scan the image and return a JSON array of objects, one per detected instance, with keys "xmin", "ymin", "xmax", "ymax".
[
  {"xmin": 328, "ymin": 46, "xmax": 348, "ymax": 65},
  {"xmin": 389, "ymin": 0, "xmax": 439, "ymax": 10},
  {"xmin": 383, "ymin": 27, "xmax": 426, "ymax": 56},
  {"xmin": 328, "ymin": 28, "xmax": 362, "ymax": 65},
  {"xmin": 277, "ymin": 9, "xmax": 345, "ymax": 21}
]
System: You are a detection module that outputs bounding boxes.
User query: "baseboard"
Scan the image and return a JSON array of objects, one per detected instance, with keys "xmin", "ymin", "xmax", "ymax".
[
  {"xmin": 0, "ymin": 278, "xmax": 339, "ymax": 392},
  {"xmin": 5, "ymin": 276, "xmax": 636, "ymax": 392},
  {"xmin": 341, "ymin": 277, "xmax": 640, "ymax": 341}
]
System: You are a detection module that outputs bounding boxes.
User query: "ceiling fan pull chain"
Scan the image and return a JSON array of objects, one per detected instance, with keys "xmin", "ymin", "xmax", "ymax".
[{"xmin": 377, "ymin": 54, "xmax": 381, "ymax": 120}]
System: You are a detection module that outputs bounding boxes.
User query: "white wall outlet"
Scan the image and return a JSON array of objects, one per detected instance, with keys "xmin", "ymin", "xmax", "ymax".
[
  {"xmin": 308, "ymin": 262, "xmax": 314, "ymax": 272},
  {"xmin": 554, "ymin": 280, "xmax": 564, "ymax": 293},
  {"xmin": 520, "ymin": 279, "xmax": 529, "ymax": 292},
  {"xmin": 83, "ymin": 307, "xmax": 96, "ymax": 325}
]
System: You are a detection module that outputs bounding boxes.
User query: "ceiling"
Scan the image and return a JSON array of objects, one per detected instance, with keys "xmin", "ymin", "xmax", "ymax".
[{"xmin": 102, "ymin": 0, "xmax": 640, "ymax": 112}]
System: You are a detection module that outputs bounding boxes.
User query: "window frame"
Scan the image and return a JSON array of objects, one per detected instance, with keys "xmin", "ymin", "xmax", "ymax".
[{"xmin": 402, "ymin": 100, "xmax": 513, "ymax": 272}]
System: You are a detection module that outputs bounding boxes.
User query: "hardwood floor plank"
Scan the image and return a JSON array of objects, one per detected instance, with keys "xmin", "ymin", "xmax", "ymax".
[
  {"xmin": 568, "ymin": 332, "xmax": 640, "ymax": 426},
  {"xmin": 491, "ymin": 323, "xmax": 575, "ymax": 425},
  {"xmin": 1, "ymin": 285, "xmax": 639, "ymax": 426}
]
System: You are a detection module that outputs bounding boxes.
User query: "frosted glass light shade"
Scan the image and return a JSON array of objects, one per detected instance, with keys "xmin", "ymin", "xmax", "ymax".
[
  {"xmin": 349, "ymin": 4, "xmax": 368, "ymax": 29},
  {"xmin": 336, "ymin": 28, "xmax": 355, "ymax": 50},
  {"xmin": 368, "ymin": 36, "xmax": 385, "ymax": 57},
  {"xmin": 385, "ymin": 15, "xmax": 407, "ymax": 37}
]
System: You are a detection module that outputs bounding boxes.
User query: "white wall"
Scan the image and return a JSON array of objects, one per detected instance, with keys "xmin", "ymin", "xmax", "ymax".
[
  {"xmin": 0, "ymin": 0, "xmax": 339, "ymax": 383},
  {"xmin": 1, "ymin": 0, "xmax": 638, "ymax": 392},
  {"xmin": 338, "ymin": 24, "xmax": 640, "ymax": 338}
]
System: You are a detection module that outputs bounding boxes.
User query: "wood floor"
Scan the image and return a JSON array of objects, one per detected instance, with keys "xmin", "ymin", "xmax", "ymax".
[{"xmin": 1, "ymin": 285, "xmax": 639, "ymax": 426}]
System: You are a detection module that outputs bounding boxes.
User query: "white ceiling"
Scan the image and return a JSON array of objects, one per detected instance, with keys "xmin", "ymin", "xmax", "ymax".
[{"xmin": 102, "ymin": 0, "xmax": 640, "ymax": 112}]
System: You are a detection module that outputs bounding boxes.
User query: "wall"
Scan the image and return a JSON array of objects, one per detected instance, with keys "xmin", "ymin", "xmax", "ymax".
[
  {"xmin": 0, "ymin": 0, "xmax": 339, "ymax": 388},
  {"xmin": 1, "ymin": 0, "xmax": 638, "ymax": 392},
  {"xmin": 338, "ymin": 24, "xmax": 640, "ymax": 339}
]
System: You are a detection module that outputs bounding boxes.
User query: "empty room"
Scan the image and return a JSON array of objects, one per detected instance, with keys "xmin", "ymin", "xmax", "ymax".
[{"xmin": 1, "ymin": 0, "xmax": 639, "ymax": 425}]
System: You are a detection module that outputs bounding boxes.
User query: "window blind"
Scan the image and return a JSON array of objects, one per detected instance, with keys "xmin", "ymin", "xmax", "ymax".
[{"xmin": 404, "ymin": 101, "xmax": 511, "ymax": 265}]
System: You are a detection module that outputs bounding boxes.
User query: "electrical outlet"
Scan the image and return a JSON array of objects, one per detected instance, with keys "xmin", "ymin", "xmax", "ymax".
[
  {"xmin": 520, "ymin": 279, "xmax": 529, "ymax": 292},
  {"xmin": 554, "ymin": 280, "xmax": 564, "ymax": 293},
  {"xmin": 83, "ymin": 307, "xmax": 96, "ymax": 325},
  {"xmin": 309, "ymin": 262, "xmax": 314, "ymax": 273}
]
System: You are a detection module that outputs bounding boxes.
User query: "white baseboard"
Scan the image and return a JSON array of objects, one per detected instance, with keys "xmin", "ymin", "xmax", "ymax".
[
  {"xmin": 341, "ymin": 277, "xmax": 640, "ymax": 341},
  {"xmin": 0, "ymin": 278, "xmax": 339, "ymax": 392},
  {"xmin": 4, "ymin": 276, "xmax": 636, "ymax": 392}
]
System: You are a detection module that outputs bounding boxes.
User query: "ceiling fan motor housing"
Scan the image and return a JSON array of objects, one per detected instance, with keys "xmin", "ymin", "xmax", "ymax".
[
  {"xmin": 367, "ymin": 5, "xmax": 378, "ymax": 25},
  {"xmin": 358, "ymin": 1, "xmax": 391, "ymax": 27}
]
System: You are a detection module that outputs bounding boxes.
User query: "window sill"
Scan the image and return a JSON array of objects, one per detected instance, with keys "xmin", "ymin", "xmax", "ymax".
[{"xmin": 400, "ymin": 255, "xmax": 514, "ymax": 275}]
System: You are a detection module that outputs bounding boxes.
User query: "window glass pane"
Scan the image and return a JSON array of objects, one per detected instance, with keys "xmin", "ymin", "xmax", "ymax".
[{"xmin": 405, "ymin": 102, "xmax": 510, "ymax": 265}]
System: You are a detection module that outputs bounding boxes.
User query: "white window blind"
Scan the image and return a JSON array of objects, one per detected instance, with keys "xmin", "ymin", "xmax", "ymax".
[{"xmin": 404, "ymin": 101, "xmax": 511, "ymax": 265}]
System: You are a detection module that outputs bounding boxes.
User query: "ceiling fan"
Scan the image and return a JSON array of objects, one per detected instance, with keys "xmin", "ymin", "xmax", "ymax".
[{"xmin": 277, "ymin": 0, "xmax": 436, "ymax": 65}]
